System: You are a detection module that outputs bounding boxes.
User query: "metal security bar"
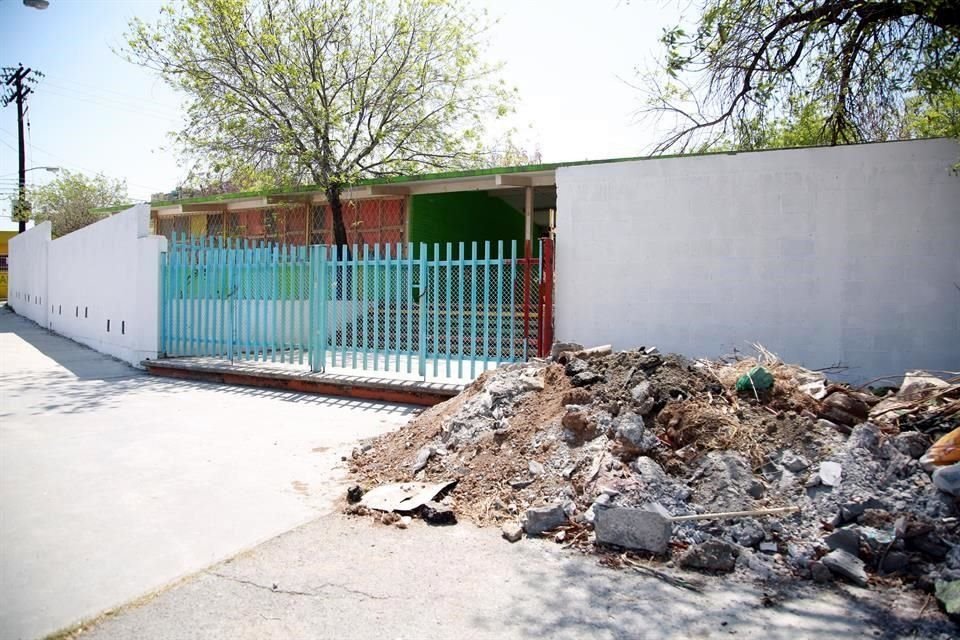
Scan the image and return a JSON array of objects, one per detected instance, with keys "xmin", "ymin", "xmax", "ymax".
[
  {"xmin": 160, "ymin": 234, "xmax": 311, "ymax": 363},
  {"xmin": 160, "ymin": 235, "xmax": 551, "ymax": 380}
]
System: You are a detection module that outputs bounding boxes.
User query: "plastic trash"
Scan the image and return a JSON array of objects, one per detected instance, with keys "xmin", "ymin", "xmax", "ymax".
[{"xmin": 736, "ymin": 366, "xmax": 775, "ymax": 393}]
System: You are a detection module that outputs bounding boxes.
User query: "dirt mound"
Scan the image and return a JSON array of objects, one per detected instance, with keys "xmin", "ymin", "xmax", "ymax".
[{"xmin": 350, "ymin": 347, "xmax": 960, "ymax": 606}]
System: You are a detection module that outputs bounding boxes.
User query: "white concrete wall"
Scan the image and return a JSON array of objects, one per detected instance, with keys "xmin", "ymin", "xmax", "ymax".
[
  {"xmin": 555, "ymin": 138, "xmax": 960, "ymax": 382},
  {"xmin": 8, "ymin": 204, "xmax": 168, "ymax": 366},
  {"xmin": 7, "ymin": 221, "xmax": 51, "ymax": 327}
]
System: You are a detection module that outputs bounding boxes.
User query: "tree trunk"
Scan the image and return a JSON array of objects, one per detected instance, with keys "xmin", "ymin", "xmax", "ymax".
[
  {"xmin": 327, "ymin": 183, "xmax": 349, "ymax": 256},
  {"xmin": 326, "ymin": 183, "xmax": 351, "ymax": 300}
]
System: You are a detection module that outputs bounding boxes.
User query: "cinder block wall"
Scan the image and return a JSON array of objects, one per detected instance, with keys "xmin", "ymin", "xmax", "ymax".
[
  {"xmin": 555, "ymin": 138, "xmax": 960, "ymax": 382},
  {"xmin": 8, "ymin": 204, "xmax": 168, "ymax": 366}
]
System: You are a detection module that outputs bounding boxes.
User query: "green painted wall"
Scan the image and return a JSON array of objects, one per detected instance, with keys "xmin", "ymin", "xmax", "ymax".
[{"xmin": 410, "ymin": 191, "xmax": 536, "ymax": 259}]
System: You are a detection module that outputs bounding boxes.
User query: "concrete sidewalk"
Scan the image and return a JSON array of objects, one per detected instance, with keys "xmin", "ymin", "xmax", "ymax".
[
  {"xmin": 78, "ymin": 515, "xmax": 950, "ymax": 640},
  {"xmin": 0, "ymin": 307, "xmax": 415, "ymax": 640}
]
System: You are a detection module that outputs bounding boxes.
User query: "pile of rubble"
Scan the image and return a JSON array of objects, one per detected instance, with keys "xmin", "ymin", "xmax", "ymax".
[{"xmin": 348, "ymin": 343, "xmax": 960, "ymax": 617}]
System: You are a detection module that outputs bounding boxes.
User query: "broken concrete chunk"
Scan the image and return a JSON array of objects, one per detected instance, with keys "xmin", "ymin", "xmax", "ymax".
[
  {"xmin": 550, "ymin": 341, "xmax": 584, "ymax": 360},
  {"xmin": 760, "ymin": 461, "xmax": 782, "ymax": 483},
  {"xmin": 522, "ymin": 503, "xmax": 567, "ymax": 536},
  {"xmin": 679, "ymin": 539, "xmax": 739, "ymax": 573},
  {"xmin": 837, "ymin": 497, "xmax": 886, "ymax": 525},
  {"xmin": 907, "ymin": 531, "xmax": 950, "ymax": 560},
  {"xmin": 758, "ymin": 541, "xmax": 778, "ymax": 554},
  {"xmin": 410, "ymin": 446, "xmax": 434, "ymax": 473},
  {"xmin": 780, "ymin": 450, "xmax": 810, "ymax": 472},
  {"xmin": 564, "ymin": 358, "xmax": 589, "ymax": 377},
  {"xmin": 892, "ymin": 431, "xmax": 929, "ymax": 459},
  {"xmin": 825, "ymin": 528, "xmax": 860, "ymax": 556},
  {"xmin": 501, "ymin": 522, "xmax": 523, "ymax": 543},
  {"xmin": 846, "ymin": 423, "xmax": 881, "ymax": 452},
  {"xmin": 421, "ymin": 501, "xmax": 457, "ymax": 525},
  {"xmin": 508, "ymin": 477, "xmax": 534, "ymax": 490},
  {"xmin": 810, "ymin": 561, "xmax": 833, "ymax": 583},
  {"xmin": 614, "ymin": 412, "xmax": 661, "ymax": 455},
  {"xmin": 728, "ymin": 519, "xmax": 764, "ymax": 548},
  {"xmin": 630, "ymin": 380, "xmax": 652, "ymax": 404},
  {"xmin": 631, "ymin": 456, "xmax": 667, "ymax": 483},
  {"xmin": 819, "ymin": 461, "xmax": 843, "ymax": 487},
  {"xmin": 880, "ymin": 551, "xmax": 909, "ymax": 573},
  {"xmin": 571, "ymin": 370, "xmax": 604, "ymax": 387},
  {"xmin": 593, "ymin": 504, "xmax": 672, "ymax": 554},
  {"xmin": 822, "ymin": 549, "xmax": 868, "ymax": 587},
  {"xmin": 630, "ymin": 380, "xmax": 656, "ymax": 415},
  {"xmin": 528, "ymin": 460, "xmax": 545, "ymax": 476},
  {"xmin": 690, "ymin": 451, "xmax": 760, "ymax": 511}
]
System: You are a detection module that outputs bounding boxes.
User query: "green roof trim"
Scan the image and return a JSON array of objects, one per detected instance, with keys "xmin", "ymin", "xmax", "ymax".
[{"xmin": 92, "ymin": 137, "xmax": 950, "ymax": 214}]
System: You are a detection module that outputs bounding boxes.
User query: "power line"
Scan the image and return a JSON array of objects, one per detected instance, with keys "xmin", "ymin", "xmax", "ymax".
[
  {"xmin": 41, "ymin": 71, "xmax": 183, "ymax": 110},
  {"xmin": 42, "ymin": 80, "xmax": 183, "ymax": 118},
  {"xmin": 40, "ymin": 85, "xmax": 182, "ymax": 123}
]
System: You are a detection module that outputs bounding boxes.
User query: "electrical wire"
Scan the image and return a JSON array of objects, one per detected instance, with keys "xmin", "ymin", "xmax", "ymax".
[
  {"xmin": 41, "ymin": 72, "xmax": 183, "ymax": 110},
  {"xmin": 40, "ymin": 86, "xmax": 182, "ymax": 123},
  {"xmin": 42, "ymin": 80, "xmax": 183, "ymax": 118}
]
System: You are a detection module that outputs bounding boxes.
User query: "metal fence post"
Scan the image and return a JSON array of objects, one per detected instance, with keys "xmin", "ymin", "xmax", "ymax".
[{"xmin": 418, "ymin": 242, "xmax": 427, "ymax": 378}]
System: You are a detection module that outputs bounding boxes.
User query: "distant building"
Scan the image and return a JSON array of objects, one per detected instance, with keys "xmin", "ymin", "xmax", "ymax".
[{"xmin": 0, "ymin": 230, "xmax": 15, "ymax": 300}]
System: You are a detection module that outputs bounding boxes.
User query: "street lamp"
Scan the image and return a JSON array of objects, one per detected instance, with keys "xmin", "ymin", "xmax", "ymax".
[{"xmin": 24, "ymin": 166, "xmax": 61, "ymax": 174}]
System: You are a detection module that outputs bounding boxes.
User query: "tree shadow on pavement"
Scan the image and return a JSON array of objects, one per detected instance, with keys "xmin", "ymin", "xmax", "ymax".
[
  {"xmin": 471, "ymin": 548, "xmax": 956, "ymax": 640},
  {"xmin": 0, "ymin": 311, "xmax": 420, "ymax": 418}
]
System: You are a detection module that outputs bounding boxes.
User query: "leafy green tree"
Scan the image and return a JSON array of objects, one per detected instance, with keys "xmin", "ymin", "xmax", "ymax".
[
  {"xmin": 123, "ymin": 0, "xmax": 513, "ymax": 248},
  {"xmin": 642, "ymin": 0, "xmax": 960, "ymax": 152},
  {"xmin": 29, "ymin": 171, "xmax": 128, "ymax": 238},
  {"xmin": 903, "ymin": 89, "xmax": 960, "ymax": 139}
]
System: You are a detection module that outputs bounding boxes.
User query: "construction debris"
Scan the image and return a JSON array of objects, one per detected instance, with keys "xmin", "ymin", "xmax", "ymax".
[
  {"xmin": 421, "ymin": 501, "xmax": 457, "ymax": 525},
  {"xmin": 822, "ymin": 549, "xmax": 869, "ymax": 587},
  {"xmin": 594, "ymin": 504, "xmax": 672, "ymax": 554},
  {"xmin": 349, "ymin": 345, "xmax": 960, "ymax": 609},
  {"xmin": 501, "ymin": 522, "xmax": 523, "ymax": 543},
  {"xmin": 358, "ymin": 480, "xmax": 456, "ymax": 512},
  {"xmin": 523, "ymin": 503, "xmax": 568, "ymax": 536}
]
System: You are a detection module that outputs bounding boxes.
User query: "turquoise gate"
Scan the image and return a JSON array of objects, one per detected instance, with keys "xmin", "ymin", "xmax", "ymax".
[{"xmin": 159, "ymin": 236, "xmax": 549, "ymax": 379}]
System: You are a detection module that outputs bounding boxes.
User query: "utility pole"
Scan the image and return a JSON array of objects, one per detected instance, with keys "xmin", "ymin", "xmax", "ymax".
[{"xmin": 2, "ymin": 64, "xmax": 44, "ymax": 233}]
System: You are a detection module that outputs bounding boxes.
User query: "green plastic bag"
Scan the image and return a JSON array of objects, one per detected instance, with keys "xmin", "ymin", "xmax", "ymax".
[{"xmin": 736, "ymin": 366, "xmax": 774, "ymax": 393}]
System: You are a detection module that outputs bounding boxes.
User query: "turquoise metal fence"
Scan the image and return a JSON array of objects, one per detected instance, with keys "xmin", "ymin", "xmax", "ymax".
[{"xmin": 160, "ymin": 234, "xmax": 543, "ymax": 380}]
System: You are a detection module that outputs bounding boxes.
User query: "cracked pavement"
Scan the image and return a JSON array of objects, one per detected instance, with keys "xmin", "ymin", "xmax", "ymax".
[{"xmin": 78, "ymin": 514, "xmax": 950, "ymax": 640}]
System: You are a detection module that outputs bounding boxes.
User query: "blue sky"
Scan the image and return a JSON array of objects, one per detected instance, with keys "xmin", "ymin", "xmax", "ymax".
[{"xmin": 0, "ymin": 0, "xmax": 680, "ymax": 230}]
